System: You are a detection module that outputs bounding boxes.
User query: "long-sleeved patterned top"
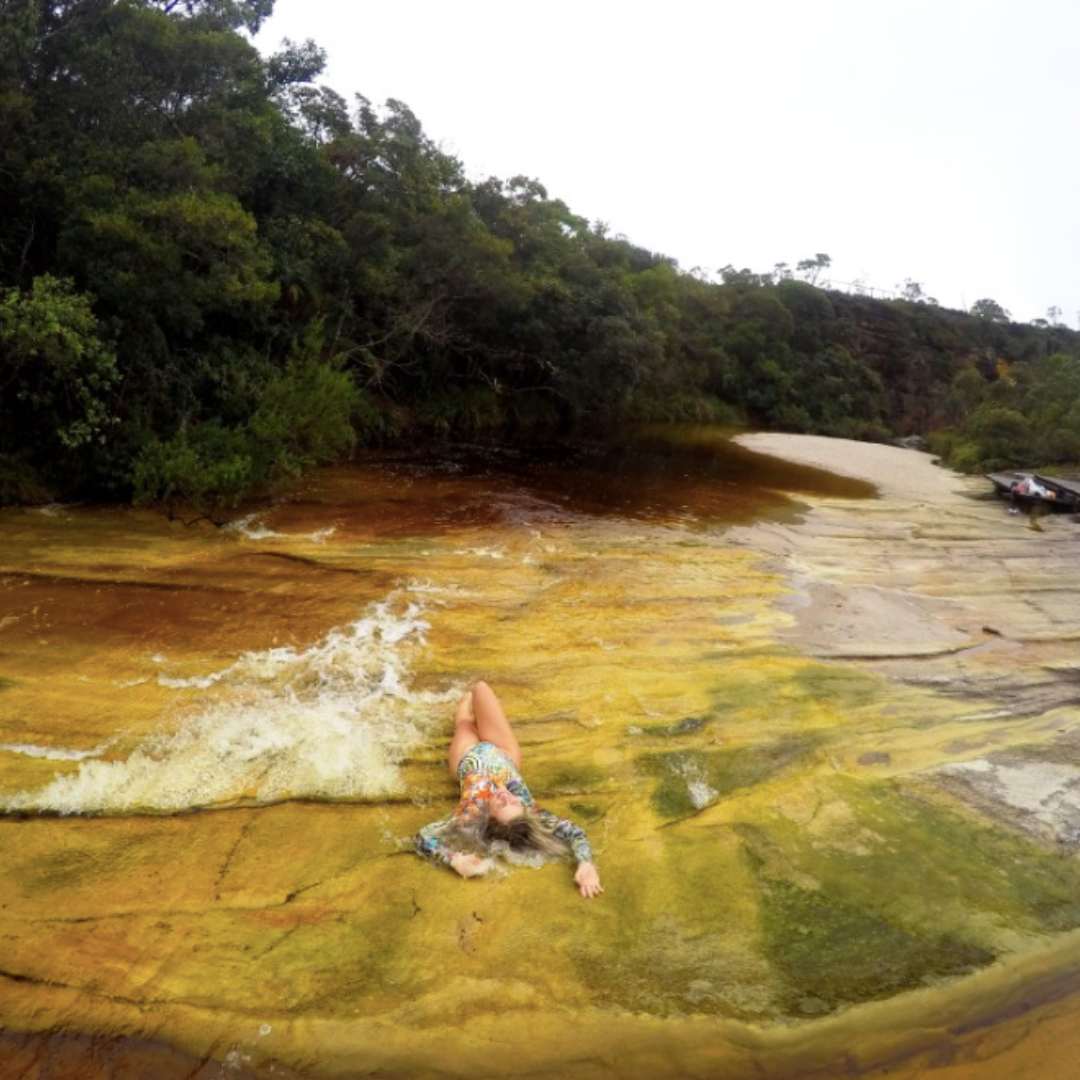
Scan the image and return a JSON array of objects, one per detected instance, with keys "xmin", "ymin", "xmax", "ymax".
[{"xmin": 416, "ymin": 741, "xmax": 593, "ymax": 867}]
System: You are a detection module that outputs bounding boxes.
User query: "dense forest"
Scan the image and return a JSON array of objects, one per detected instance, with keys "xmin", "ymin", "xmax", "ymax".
[{"xmin": 3, "ymin": 0, "xmax": 1080, "ymax": 511}]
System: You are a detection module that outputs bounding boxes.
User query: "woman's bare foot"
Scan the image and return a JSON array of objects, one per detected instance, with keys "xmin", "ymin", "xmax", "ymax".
[{"xmin": 454, "ymin": 689, "xmax": 475, "ymax": 724}]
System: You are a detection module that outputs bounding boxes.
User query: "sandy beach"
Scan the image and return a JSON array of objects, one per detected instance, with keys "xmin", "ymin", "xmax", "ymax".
[{"xmin": 735, "ymin": 431, "xmax": 971, "ymax": 502}]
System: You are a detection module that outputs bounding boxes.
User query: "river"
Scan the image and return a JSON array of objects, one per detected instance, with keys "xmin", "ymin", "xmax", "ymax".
[{"xmin": 1, "ymin": 428, "xmax": 1078, "ymax": 1078}]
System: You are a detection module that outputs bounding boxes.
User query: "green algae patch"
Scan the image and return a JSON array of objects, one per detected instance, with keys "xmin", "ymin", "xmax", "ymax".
[
  {"xmin": 240, "ymin": 903, "xmax": 414, "ymax": 1014},
  {"xmin": 639, "ymin": 735, "xmax": 819, "ymax": 820},
  {"xmin": 641, "ymin": 714, "xmax": 711, "ymax": 737},
  {"xmin": 790, "ymin": 663, "xmax": 883, "ymax": 713},
  {"xmin": 841, "ymin": 782, "xmax": 1080, "ymax": 936},
  {"xmin": 529, "ymin": 762, "xmax": 607, "ymax": 796},
  {"xmin": 701, "ymin": 660, "xmax": 888, "ymax": 731},
  {"xmin": 754, "ymin": 874, "xmax": 995, "ymax": 1015},
  {"xmin": 768, "ymin": 778, "xmax": 1080, "ymax": 939},
  {"xmin": 569, "ymin": 827, "xmax": 776, "ymax": 1019},
  {"xmin": 15, "ymin": 831, "xmax": 164, "ymax": 895},
  {"xmin": 567, "ymin": 801, "xmax": 605, "ymax": 822}
]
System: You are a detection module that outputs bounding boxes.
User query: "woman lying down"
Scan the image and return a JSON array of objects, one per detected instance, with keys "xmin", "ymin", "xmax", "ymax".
[{"xmin": 414, "ymin": 681, "xmax": 603, "ymax": 899}]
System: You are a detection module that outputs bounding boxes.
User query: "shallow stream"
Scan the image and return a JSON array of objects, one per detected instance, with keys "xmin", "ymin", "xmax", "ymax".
[{"xmin": 1, "ymin": 428, "xmax": 1078, "ymax": 1078}]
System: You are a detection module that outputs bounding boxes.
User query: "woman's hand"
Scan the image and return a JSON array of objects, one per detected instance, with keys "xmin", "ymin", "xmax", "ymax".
[
  {"xmin": 574, "ymin": 862, "xmax": 603, "ymax": 899},
  {"xmin": 450, "ymin": 852, "xmax": 492, "ymax": 878}
]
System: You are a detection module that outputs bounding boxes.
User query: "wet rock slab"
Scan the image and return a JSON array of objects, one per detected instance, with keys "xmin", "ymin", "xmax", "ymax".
[
  {"xmin": 4, "ymin": 442, "xmax": 1080, "ymax": 1077},
  {"xmin": 936, "ymin": 732, "xmax": 1080, "ymax": 849}
]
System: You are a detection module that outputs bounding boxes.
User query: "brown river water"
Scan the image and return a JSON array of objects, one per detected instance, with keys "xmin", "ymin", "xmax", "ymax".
[{"xmin": 1, "ymin": 427, "xmax": 1078, "ymax": 1079}]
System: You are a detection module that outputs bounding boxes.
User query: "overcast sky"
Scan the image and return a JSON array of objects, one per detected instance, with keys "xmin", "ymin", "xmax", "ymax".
[{"xmin": 256, "ymin": 0, "xmax": 1080, "ymax": 324}]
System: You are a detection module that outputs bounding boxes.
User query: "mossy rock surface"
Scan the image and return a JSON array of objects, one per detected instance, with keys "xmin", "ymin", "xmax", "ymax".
[
  {"xmin": 755, "ymin": 875, "xmax": 995, "ymax": 1014},
  {"xmin": 638, "ymin": 735, "xmax": 820, "ymax": 820},
  {"xmin": 2, "ymin": 458, "xmax": 1080, "ymax": 1076}
]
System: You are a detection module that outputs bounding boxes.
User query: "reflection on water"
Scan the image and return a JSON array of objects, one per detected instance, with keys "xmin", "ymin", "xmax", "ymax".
[{"xmin": 0, "ymin": 427, "xmax": 1074, "ymax": 1078}]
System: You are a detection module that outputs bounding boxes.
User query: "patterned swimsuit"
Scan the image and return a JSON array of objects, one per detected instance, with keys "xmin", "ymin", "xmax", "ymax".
[{"xmin": 415, "ymin": 742, "xmax": 593, "ymax": 866}]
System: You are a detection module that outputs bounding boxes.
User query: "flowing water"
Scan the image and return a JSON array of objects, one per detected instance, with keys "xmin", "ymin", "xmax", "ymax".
[{"xmin": 1, "ymin": 428, "xmax": 1078, "ymax": 1078}]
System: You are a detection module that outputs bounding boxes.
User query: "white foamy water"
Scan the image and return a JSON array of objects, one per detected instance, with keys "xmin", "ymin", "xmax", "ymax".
[
  {"xmin": 0, "ymin": 742, "xmax": 109, "ymax": 762},
  {"xmin": 453, "ymin": 546, "xmax": 506, "ymax": 560},
  {"xmin": 225, "ymin": 513, "xmax": 337, "ymax": 544},
  {"xmin": 676, "ymin": 758, "xmax": 719, "ymax": 810},
  {"xmin": 2, "ymin": 587, "xmax": 456, "ymax": 815}
]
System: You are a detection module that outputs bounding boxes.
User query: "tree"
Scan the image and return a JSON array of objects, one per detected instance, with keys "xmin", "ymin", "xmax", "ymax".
[
  {"xmin": 151, "ymin": 1, "xmax": 276, "ymax": 33},
  {"xmin": 970, "ymin": 298, "xmax": 1010, "ymax": 322},
  {"xmin": 948, "ymin": 366, "xmax": 988, "ymax": 421},
  {"xmin": 964, "ymin": 404, "xmax": 1033, "ymax": 468},
  {"xmin": 718, "ymin": 264, "xmax": 771, "ymax": 288},
  {"xmin": 0, "ymin": 275, "xmax": 118, "ymax": 498},
  {"xmin": 899, "ymin": 279, "xmax": 928, "ymax": 303},
  {"xmin": 795, "ymin": 253, "xmax": 831, "ymax": 285}
]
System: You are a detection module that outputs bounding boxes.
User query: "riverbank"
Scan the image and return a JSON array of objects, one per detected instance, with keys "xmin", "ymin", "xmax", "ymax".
[
  {"xmin": 732, "ymin": 429, "xmax": 1080, "ymax": 880},
  {"xmin": 732, "ymin": 430, "xmax": 1080, "ymax": 677}
]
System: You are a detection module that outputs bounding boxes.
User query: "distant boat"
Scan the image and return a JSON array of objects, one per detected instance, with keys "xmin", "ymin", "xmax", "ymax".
[{"xmin": 986, "ymin": 471, "xmax": 1080, "ymax": 511}]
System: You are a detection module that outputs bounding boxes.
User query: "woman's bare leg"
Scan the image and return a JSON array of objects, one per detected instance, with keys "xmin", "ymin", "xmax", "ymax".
[
  {"xmin": 472, "ymin": 681, "xmax": 522, "ymax": 769},
  {"xmin": 447, "ymin": 691, "xmax": 479, "ymax": 776}
]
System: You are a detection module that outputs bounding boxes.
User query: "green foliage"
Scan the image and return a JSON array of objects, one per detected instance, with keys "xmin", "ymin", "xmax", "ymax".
[
  {"xmin": 132, "ymin": 420, "xmax": 256, "ymax": 516},
  {"xmin": 413, "ymin": 386, "xmax": 504, "ymax": 437},
  {"xmin": 248, "ymin": 338, "xmax": 360, "ymax": 478},
  {"xmin": 0, "ymin": 275, "xmax": 118, "ymax": 499},
  {"xmin": 0, "ymin": 453, "xmax": 51, "ymax": 505},
  {"xmin": 936, "ymin": 353, "xmax": 1080, "ymax": 471},
  {"xmin": 133, "ymin": 330, "xmax": 360, "ymax": 515},
  {"xmin": 965, "ymin": 405, "xmax": 1033, "ymax": 467},
  {"xmin": 0, "ymin": 274, "xmax": 118, "ymax": 450},
  {"xmin": 948, "ymin": 365, "xmax": 988, "ymax": 420},
  {"xmin": 3, "ymin": 0, "xmax": 1079, "ymax": 505},
  {"xmin": 970, "ymin": 297, "xmax": 1010, "ymax": 322}
]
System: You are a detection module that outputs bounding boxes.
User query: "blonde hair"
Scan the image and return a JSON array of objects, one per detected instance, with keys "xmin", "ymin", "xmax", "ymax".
[{"xmin": 484, "ymin": 808, "xmax": 569, "ymax": 861}]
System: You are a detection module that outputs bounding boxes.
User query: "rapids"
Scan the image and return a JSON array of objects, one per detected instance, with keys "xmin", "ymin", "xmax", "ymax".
[{"xmin": 1, "ymin": 430, "xmax": 1078, "ymax": 1078}]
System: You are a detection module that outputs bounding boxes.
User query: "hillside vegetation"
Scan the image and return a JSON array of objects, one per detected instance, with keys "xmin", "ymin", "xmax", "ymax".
[{"xmin": 3, "ymin": 0, "xmax": 1079, "ymax": 510}]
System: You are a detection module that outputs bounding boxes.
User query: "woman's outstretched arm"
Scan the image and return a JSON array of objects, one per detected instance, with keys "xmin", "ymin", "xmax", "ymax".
[
  {"xmin": 415, "ymin": 817, "xmax": 455, "ymax": 866},
  {"xmin": 538, "ymin": 810, "xmax": 593, "ymax": 863},
  {"xmin": 537, "ymin": 810, "xmax": 604, "ymax": 898},
  {"xmin": 416, "ymin": 819, "xmax": 492, "ymax": 877}
]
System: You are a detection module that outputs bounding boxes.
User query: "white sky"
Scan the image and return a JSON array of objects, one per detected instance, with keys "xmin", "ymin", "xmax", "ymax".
[{"xmin": 256, "ymin": 0, "xmax": 1080, "ymax": 324}]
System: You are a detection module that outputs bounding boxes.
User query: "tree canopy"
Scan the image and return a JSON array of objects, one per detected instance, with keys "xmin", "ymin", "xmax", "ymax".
[{"xmin": 1, "ymin": 0, "xmax": 1078, "ymax": 508}]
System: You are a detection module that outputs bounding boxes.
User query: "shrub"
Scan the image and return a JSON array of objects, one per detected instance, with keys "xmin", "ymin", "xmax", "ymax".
[
  {"xmin": 132, "ymin": 422, "xmax": 256, "ymax": 519},
  {"xmin": 134, "ymin": 330, "xmax": 362, "ymax": 517},
  {"xmin": 0, "ymin": 275, "xmax": 118, "ymax": 463},
  {"xmin": 964, "ymin": 405, "xmax": 1034, "ymax": 467}
]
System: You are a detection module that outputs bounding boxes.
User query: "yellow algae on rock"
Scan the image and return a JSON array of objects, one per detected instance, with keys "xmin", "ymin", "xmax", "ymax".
[{"xmin": 2, "ymin": 439, "xmax": 1080, "ymax": 1077}]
